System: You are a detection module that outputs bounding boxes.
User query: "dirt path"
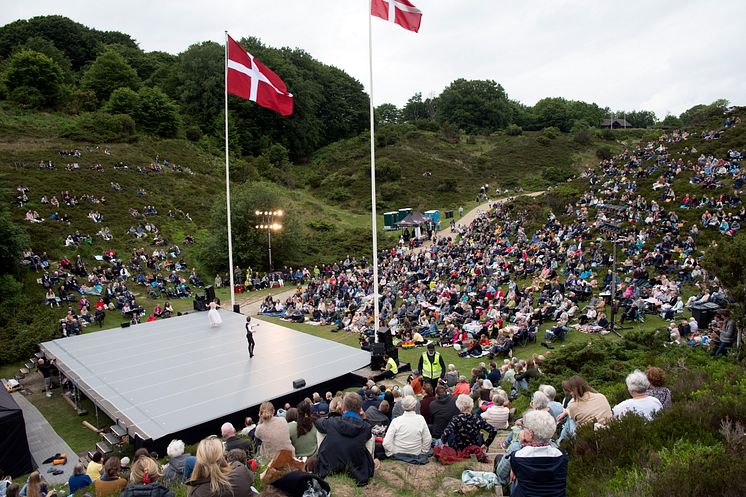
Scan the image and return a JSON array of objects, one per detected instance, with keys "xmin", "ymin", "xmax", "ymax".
[
  {"xmin": 416, "ymin": 190, "xmax": 545, "ymax": 252},
  {"xmin": 237, "ymin": 287, "xmax": 298, "ymax": 316}
]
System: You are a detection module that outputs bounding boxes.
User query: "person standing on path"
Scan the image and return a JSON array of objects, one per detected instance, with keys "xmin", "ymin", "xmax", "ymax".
[
  {"xmin": 246, "ymin": 317, "xmax": 258, "ymax": 358},
  {"xmin": 37, "ymin": 358, "xmax": 55, "ymax": 397}
]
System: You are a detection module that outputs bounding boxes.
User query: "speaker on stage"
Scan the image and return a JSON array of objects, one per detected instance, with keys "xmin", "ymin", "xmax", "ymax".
[
  {"xmin": 293, "ymin": 379, "xmax": 306, "ymax": 389},
  {"xmin": 205, "ymin": 285, "xmax": 216, "ymax": 303},
  {"xmin": 193, "ymin": 299, "xmax": 207, "ymax": 312},
  {"xmin": 370, "ymin": 342, "xmax": 386, "ymax": 370},
  {"xmin": 195, "ymin": 292, "xmax": 206, "ymax": 302},
  {"xmin": 120, "ymin": 322, "xmax": 130, "ymax": 328}
]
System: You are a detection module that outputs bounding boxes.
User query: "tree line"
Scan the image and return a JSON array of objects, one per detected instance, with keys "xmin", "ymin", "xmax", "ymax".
[{"xmin": 0, "ymin": 16, "xmax": 731, "ymax": 162}]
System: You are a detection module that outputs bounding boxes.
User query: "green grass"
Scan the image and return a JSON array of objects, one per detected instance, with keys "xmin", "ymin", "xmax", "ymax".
[
  {"xmin": 29, "ymin": 389, "xmax": 112, "ymax": 454},
  {"xmin": 301, "ymin": 126, "xmax": 602, "ymax": 213}
]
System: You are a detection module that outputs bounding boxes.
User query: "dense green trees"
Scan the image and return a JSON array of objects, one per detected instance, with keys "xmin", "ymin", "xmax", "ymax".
[
  {"xmin": 376, "ymin": 103, "xmax": 401, "ymax": 125},
  {"xmin": 103, "ymin": 86, "xmax": 179, "ymax": 137},
  {"xmin": 436, "ymin": 79, "xmax": 512, "ymax": 133},
  {"xmin": 81, "ymin": 48, "xmax": 141, "ymax": 101},
  {"xmin": 0, "ymin": 15, "xmax": 733, "ymax": 162},
  {"xmin": 680, "ymin": 99, "xmax": 729, "ymax": 127},
  {"xmin": 170, "ymin": 41, "xmax": 224, "ymax": 132},
  {"xmin": 402, "ymin": 92, "xmax": 436, "ymax": 122},
  {"xmin": 0, "ymin": 210, "xmax": 57, "ymax": 363},
  {"xmin": 531, "ymin": 97, "xmax": 607, "ymax": 132},
  {"xmin": 199, "ymin": 183, "xmax": 304, "ymax": 273},
  {"xmin": 623, "ymin": 109, "xmax": 657, "ymax": 128},
  {"xmin": 1, "ymin": 49, "xmax": 64, "ymax": 108},
  {"xmin": 133, "ymin": 87, "xmax": 180, "ymax": 137},
  {"xmin": 0, "ymin": 15, "xmax": 136, "ymax": 71}
]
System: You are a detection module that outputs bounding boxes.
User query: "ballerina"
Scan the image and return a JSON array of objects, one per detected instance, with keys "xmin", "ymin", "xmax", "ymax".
[{"xmin": 207, "ymin": 299, "xmax": 222, "ymax": 328}]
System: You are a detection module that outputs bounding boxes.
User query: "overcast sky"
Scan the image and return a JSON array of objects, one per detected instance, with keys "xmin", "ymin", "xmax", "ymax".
[{"xmin": 3, "ymin": 1, "xmax": 745, "ymax": 117}]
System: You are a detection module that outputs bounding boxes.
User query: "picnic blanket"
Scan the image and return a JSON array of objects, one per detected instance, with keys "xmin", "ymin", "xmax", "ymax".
[{"xmin": 433, "ymin": 445, "xmax": 487, "ymax": 465}]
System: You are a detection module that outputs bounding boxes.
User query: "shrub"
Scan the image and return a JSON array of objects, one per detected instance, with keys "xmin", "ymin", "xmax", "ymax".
[
  {"xmin": 306, "ymin": 172, "xmax": 323, "ymax": 189},
  {"xmin": 412, "ymin": 119, "xmax": 439, "ymax": 132},
  {"xmin": 380, "ymin": 184, "xmax": 403, "ymax": 201},
  {"xmin": 63, "ymin": 112, "xmax": 137, "ymax": 143},
  {"xmin": 573, "ymin": 127, "xmax": 594, "ymax": 145},
  {"xmin": 437, "ymin": 182, "xmax": 458, "ymax": 193},
  {"xmin": 601, "ymin": 128, "xmax": 616, "ymax": 141},
  {"xmin": 542, "ymin": 126, "xmax": 560, "ymax": 139},
  {"xmin": 537, "ymin": 135, "xmax": 551, "ymax": 146},
  {"xmin": 596, "ymin": 145, "xmax": 614, "ymax": 160},
  {"xmin": 328, "ymin": 187, "xmax": 351, "ymax": 202},
  {"xmin": 506, "ymin": 123, "xmax": 523, "ymax": 136},
  {"xmin": 572, "ymin": 120, "xmax": 595, "ymax": 145},
  {"xmin": 543, "ymin": 166, "xmax": 574, "ymax": 184},
  {"xmin": 308, "ymin": 220, "xmax": 335, "ymax": 231},
  {"xmin": 185, "ymin": 126, "xmax": 203, "ymax": 142},
  {"xmin": 375, "ymin": 158, "xmax": 401, "ymax": 181},
  {"xmin": 7, "ymin": 86, "xmax": 45, "ymax": 109}
]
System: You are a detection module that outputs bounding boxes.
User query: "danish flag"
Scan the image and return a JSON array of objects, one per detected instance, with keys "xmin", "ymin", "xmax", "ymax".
[
  {"xmin": 226, "ymin": 35, "xmax": 293, "ymax": 116},
  {"xmin": 371, "ymin": 0, "xmax": 422, "ymax": 33}
]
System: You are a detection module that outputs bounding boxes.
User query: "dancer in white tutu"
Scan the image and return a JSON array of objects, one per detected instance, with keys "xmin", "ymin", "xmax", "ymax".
[{"xmin": 207, "ymin": 299, "xmax": 222, "ymax": 327}]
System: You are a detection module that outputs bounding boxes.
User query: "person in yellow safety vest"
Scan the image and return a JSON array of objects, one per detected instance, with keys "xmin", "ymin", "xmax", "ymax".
[
  {"xmin": 418, "ymin": 343, "xmax": 446, "ymax": 388},
  {"xmin": 380, "ymin": 353, "xmax": 399, "ymax": 379}
]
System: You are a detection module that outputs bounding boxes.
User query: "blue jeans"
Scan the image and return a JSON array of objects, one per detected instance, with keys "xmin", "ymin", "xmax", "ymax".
[
  {"xmin": 391, "ymin": 452, "xmax": 430, "ymax": 464},
  {"xmin": 713, "ymin": 341, "xmax": 732, "ymax": 357},
  {"xmin": 557, "ymin": 417, "xmax": 576, "ymax": 443}
]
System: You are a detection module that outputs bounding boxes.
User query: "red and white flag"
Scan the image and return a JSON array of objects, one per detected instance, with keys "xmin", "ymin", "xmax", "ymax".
[
  {"xmin": 226, "ymin": 35, "xmax": 293, "ymax": 116},
  {"xmin": 371, "ymin": 0, "xmax": 422, "ymax": 33}
]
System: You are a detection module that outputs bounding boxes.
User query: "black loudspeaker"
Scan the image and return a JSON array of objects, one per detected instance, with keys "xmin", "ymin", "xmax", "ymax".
[
  {"xmin": 120, "ymin": 322, "xmax": 130, "ymax": 328},
  {"xmin": 193, "ymin": 299, "xmax": 207, "ymax": 312},
  {"xmin": 370, "ymin": 342, "xmax": 386, "ymax": 370},
  {"xmin": 205, "ymin": 285, "xmax": 216, "ymax": 302},
  {"xmin": 233, "ymin": 304, "xmax": 241, "ymax": 313},
  {"xmin": 293, "ymin": 379, "xmax": 306, "ymax": 389},
  {"xmin": 195, "ymin": 292, "xmax": 206, "ymax": 301},
  {"xmin": 377, "ymin": 327, "xmax": 393, "ymax": 348},
  {"xmin": 371, "ymin": 342, "xmax": 386, "ymax": 357}
]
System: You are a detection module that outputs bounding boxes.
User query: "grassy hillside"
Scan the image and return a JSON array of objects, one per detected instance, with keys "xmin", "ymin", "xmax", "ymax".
[
  {"xmin": 0, "ymin": 104, "xmax": 614, "ymax": 274},
  {"xmin": 299, "ymin": 124, "xmax": 603, "ymax": 212}
]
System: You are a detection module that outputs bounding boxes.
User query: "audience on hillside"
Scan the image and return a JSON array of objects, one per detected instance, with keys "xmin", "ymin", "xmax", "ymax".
[{"xmin": 10, "ymin": 99, "xmax": 744, "ymax": 497}]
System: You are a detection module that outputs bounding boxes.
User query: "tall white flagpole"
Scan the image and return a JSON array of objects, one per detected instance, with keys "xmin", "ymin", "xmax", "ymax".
[
  {"xmin": 368, "ymin": 1, "xmax": 381, "ymax": 342},
  {"xmin": 225, "ymin": 31, "xmax": 236, "ymax": 310}
]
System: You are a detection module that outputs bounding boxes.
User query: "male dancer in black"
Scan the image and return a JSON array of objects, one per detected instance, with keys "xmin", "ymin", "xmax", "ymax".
[{"xmin": 246, "ymin": 316, "xmax": 257, "ymax": 358}]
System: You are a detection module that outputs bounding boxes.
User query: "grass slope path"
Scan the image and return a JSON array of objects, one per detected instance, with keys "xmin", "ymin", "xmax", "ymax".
[{"xmin": 417, "ymin": 190, "xmax": 546, "ymax": 253}]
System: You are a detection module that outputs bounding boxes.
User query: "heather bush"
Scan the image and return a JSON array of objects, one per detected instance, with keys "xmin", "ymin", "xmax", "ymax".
[{"xmin": 549, "ymin": 328, "xmax": 746, "ymax": 497}]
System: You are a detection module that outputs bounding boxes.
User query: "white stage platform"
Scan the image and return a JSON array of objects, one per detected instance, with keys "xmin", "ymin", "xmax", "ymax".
[{"xmin": 40, "ymin": 310, "xmax": 370, "ymax": 441}]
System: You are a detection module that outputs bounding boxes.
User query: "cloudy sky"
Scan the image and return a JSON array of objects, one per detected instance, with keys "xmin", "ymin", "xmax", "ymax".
[{"xmin": 3, "ymin": 1, "xmax": 745, "ymax": 117}]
